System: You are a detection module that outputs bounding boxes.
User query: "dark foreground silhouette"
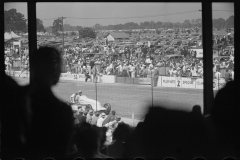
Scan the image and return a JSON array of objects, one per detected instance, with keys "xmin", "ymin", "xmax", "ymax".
[{"xmin": 3, "ymin": 50, "xmax": 238, "ymax": 159}]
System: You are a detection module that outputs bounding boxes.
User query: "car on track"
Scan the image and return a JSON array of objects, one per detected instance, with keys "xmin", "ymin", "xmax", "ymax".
[{"xmin": 69, "ymin": 95, "xmax": 111, "ymax": 114}]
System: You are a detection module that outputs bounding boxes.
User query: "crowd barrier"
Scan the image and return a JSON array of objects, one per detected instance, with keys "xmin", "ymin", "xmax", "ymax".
[
  {"xmin": 7, "ymin": 70, "xmax": 227, "ymax": 90},
  {"xmin": 5, "ymin": 70, "xmax": 30, "ymax": 78}
]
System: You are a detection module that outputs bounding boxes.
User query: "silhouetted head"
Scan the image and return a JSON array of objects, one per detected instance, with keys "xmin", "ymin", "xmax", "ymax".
[
  {"xmin": 112, "ymin": 122, "xmax": 132, "ymax": 142},
  {"xmin": 192, "ymin": 105, "xmax": 202, "ymax": 115},
  {"xmin": 31, "ymin": 46, "xmax": 62, "ymax": 86},
  {"xmin": 212, "ymin": 80, "xmax": 236, "ymax": 118},
  {"xmin": 75, "ymin": 122, "xmax": 101, "ymax": 158}
]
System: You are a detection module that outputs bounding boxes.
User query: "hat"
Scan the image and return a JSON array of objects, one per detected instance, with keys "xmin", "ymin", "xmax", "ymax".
[
  {"xmin": 101, "ymin": 112, "xmax": 106, "ymax": 116},
  {"xmin": 78, "ymin": 90, "xmax": 82, "ymax": 93}
]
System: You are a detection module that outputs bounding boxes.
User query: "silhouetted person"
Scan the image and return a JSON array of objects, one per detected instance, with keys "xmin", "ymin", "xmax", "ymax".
[
  {"xmin": 192, "ymin": 105, "xmax": 202, "ymax": 117},
  {"xmin": 107, "ymin": 122, "xmax": 133, "ymax": 158},
  {"xmin": 69, "ymin": 122, "xmax": 108, "ymax": 158},
  {"xmin": 224, "ymin": 69, "xmax": 231, "ymax": 82},
  {"xmin": 205, "ymin": 81, "xmax": 239, "ymax": 158},
  {"xmin": 124, "ymin": 106, "xmax": 208, "ymax": 159},
  {"xmin": 3, "ymin": 74, "xmax": 31, "ymax": 159},
  {"xmin": 23, "ymin": 47, "xmax": 74, "ymax": 160},
  {"xmin": 102, "ymin": 110, "xmax": 116, "ymax": 126}
]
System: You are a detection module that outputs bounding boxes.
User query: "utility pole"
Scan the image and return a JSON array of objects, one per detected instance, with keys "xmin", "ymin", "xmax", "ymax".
[{"xmin": 59, "ymin": 17, "xmax": 66, "ymax": 54}]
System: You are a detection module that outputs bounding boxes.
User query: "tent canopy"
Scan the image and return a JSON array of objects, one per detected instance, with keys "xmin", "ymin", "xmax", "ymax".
[{"xmin": 4, "ymin": 31, "xmax": 21, "ymax": 40}]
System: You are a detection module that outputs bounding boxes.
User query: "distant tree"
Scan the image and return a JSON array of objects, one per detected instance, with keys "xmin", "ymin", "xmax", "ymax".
[
  {"xmin": 225, "ymin": 15, "xmax": 234, "ymax": 28},
  {"xmin": 195, "ymin": 18, "xmax": 202, "ymax": 28},
  {"xmin": 37, "ymin": 18, "xmax": 46, "ymax": 32},
  {"xmin": 4, "ymin": 9, "xmax": 27, "ymax": 33},
  {"xmin": 45, "ymin": 26, "xmax": 52, "ymax": 33},
  {"xmin": 183, "ymin": 20, "xmax": 191, "ymax": 28},
  {"xmin": 78, "ymin": 27, "xmax": 96, "ymax": 39},
  {"xmin": 76, "ymin": 25, "xmax": 83, "ymax": 31},
  {"xmin": 156, "ymin": 21, "xmax": 163, "ymax": 29},
  {"xmin": 52, "ymin": 18, "xmax": 62, "ymax": 35},
  {"xmin": 213, "ymin": 18, "xmax": 226, "ymax": 29},
  {"xmin": 93, "ymin": 23, "xmax": 102, "ymax": 30},
  {"xmin": 191, "ymin": 19, "xmax": 195, "ymax": 28}
]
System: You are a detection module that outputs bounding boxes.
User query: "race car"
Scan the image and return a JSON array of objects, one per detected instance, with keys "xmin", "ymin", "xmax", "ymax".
[{"xmin": 69, "ymin": 93, "xmax": 111, "ymax": 114}]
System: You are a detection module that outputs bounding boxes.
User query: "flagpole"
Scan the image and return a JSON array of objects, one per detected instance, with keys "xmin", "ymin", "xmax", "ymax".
[
  {"xmin": 151, "ymin": 70, "xmax": 153, "ymax": 107},
  {"xmin": 95, "ymin": 66, "xmax": 97, "ymax": 111}
]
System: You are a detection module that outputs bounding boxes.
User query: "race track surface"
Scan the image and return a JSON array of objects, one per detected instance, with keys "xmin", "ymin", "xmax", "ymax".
[{"xmin": 13, "ymin": 77, "xmax": 204, "ymax": 120}]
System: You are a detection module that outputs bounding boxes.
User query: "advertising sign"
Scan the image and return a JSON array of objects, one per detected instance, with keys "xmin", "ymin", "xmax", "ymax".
[
  {"xmin": 213, "ymin": 78, "xmax": 226, "ymax": 90},
  {"xmin": 139, "ymin": 78, "xmax": 151, "ymax": 85},
  {"xmin": 175, "ymin": 77, "xmax": 182, "ymax": 88},
  {"xmin": 181, "ymin": 78, "xmax": 196, "ymax": 89},
  {"xmin": 195, "ymin": 78, "xmax": 203, "ymax": 89},
  {"xmin": 157, "ymin": 76, "xmax": 162, "ymax": 86},
  {"xmin": 60, "ymin": 73, "xmax": 73, "ymax": 80},
  {"xmin": 161, "ymin": 77, "xmax": 176, "ymax": 87}
]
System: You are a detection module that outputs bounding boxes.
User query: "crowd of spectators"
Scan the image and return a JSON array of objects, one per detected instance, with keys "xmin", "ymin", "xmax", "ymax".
[
  {"xmin": 4, "ymin": 46, "xmax": 238, "ymax": 159},
  {"xmin": 57, "ymin": 33, "xmax": 234, "ymax": 80},
  {"xmin": 4, "ymin": 30, "xmax": 234, "ymax": 81}
]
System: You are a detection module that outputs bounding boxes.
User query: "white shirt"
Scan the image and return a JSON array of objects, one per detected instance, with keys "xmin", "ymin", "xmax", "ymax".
[
  {"xmin": 97, "ymin": 117, "xmax": 105, "ymax": 127},
  {"xmin": 145, "ymin": 58, "xmax": 151, "ymax": 64},
  {"xmin": 169, "ymin": 69, "xmax": 173, "ymax": 76},
  {"xmin": 5, "ymin": 57, "xmax": 9, "ymax": 65},
  {"xmin": 231, "ymin": 71, "xmax": 234, "ymax": 80},
  {"xmin": 182, "ymin": 65, "xmax": 186, "ymax": 72},
  {"xmin": 172, "ymin": 70, "xmax": 177, "ymax": 77},
  {"xmin": 149, "ymin": 63, "xmax": 153, "ymax": 69},
  {"xmin": 70, "ymin": 94, "xmax": 76, "ymax": 103},
  {"xmin": 213, "ymin": 65, "xmax": 216, "ymax": 72},
  {"xmin": 215, "ymin": 72, "xmax": 221, "ymax": 79},
  {"xmin": 118, "ymin": 65, "xmax": 123, "ymax": 72}
]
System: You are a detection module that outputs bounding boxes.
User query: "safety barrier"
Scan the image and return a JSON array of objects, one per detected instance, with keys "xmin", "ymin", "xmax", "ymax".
[
  {"xmin": 101, "ymin": 75, "xmax": 116, "ymax": 83},
  {"xmin": 5, "ymin": 70, "xmax": 30, "ymax": 78},
  {"xmin": 7, "ymin": 71, "xmax": 227, "ymax": 90}
]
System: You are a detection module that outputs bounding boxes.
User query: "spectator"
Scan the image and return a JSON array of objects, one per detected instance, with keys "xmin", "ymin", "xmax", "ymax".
[
  {"xmin": 85, "ymin": 69, "xmax": 91, "ymax": 82},
  {"xmin": 86, "ymin": 110, "xmax": 94, "ymax": 124},
  {"xmin": 191, "ymin": 66, "xmax": 197, "ymax": 77},
  {"xmin": 224, "ymin": 69, "xmax": 231, "ymax": 82},
  {"xmin": 172, "ymin": 67, "xmax": 177, "ymax": 77},
  {"xmin": 206, "ymin": 81, "xmax": 239, "ymax": 157},
  {"xmin": 230, "ymin": 68, "xmax": 234, "ymax": 80},
  {"xmin": 102, "ymin": 110, "xmax": 116, "ymax": 126},
  {"xmin": 168, "ymin": 66, "xmax": 173, "ymax": 77},
  {"xmin": 97, "ymin": 112, "xmax": 106, "ymax": 127},
  {"xmin": 21, "ymin": 47, "xmax": 74, "ymax": 160},
  {"xmin": 107, "ymin": 123, "xmax": 133, "ymax": 158},
  {"xmin": 69, "ymin": 122, "xmax": 108, "ymax": 158},
  {"xmin": 215, "ymin": 69, "xmax": 221, "ymax": 80},
  {"xmin": 91, "ymin": 111, "xmax": 100, "ymax": 125},
  {"xmin": 124, "ymin": 106, "xmax": 208, "ymax": 158},
  {"xmin": 192, "ymin": 105, "xmax": 202, "ymax": 116},
  {"xmin": 92, "ymin": 65, "xmax": 99, "ymax": 83},
  {"xmin": 3, "ymin": 74, "xmax": 31, "ymax": 159}
]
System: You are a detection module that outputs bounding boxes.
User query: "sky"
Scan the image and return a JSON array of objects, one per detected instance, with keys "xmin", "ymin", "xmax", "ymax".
[{"xmin": 4, "ymin": 2, "xmax": 234, "ymax": 27}]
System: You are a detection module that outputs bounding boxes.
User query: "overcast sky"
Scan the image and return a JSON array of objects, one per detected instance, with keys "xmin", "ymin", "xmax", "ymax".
[{"xmin": 4, "ymin": 2, "xmax": 234, "ymax": 27}]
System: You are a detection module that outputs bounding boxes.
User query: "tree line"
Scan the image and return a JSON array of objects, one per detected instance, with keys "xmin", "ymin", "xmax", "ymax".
[
  {"xmin": 4, "ymin": 9, "xmax": 45, "ymax": 34},
  {"xmin": 92, "ymin": 16, "xmax": 233, "ymax": 30},
  {"xmin": 4, "ymin": 8, "xmax": 234, "ymax": 34}
]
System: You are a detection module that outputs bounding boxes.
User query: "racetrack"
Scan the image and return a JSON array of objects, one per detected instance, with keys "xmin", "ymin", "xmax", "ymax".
[{"xmin": 13, "ymin": 77, "xmax": 204, "ymax": 120}]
